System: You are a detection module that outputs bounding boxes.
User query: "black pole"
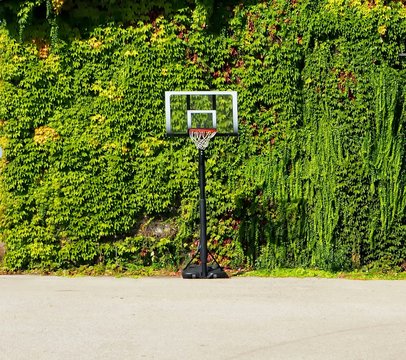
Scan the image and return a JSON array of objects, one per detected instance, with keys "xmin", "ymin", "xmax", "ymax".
[
  {"xmin": 199, "ymin": 149, "xmax": 208, "ymax": 278},
  {"xmin": 181, "ymin": 143, "xmax": 228, "ymax": 279}
]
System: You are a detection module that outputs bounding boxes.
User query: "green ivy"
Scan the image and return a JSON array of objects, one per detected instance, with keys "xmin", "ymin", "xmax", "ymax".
[{"xmin": 0, "ymin": 0, "xmax": 406, "ymax": 271}]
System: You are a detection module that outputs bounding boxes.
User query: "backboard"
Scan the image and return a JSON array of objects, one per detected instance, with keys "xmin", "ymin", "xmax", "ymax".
[{"xmin": 165, "ymin": 91, "xmax": 238, "ymax": 136}]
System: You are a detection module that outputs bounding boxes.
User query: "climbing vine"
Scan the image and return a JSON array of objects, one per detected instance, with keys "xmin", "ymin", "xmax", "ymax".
[{"xmin": 0, "ymin": 0, "xmax": 405, "ymax": 271}]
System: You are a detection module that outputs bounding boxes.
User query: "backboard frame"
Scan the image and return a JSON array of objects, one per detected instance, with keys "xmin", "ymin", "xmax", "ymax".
[{"xmin": 165, "ymin": 91, "xmax": 238, "ymax": 137}]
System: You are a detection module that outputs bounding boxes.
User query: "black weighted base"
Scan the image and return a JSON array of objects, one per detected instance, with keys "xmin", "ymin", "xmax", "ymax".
[
  {"xmin": 182, "ymin": 264, "xmax": 228, "ymax": 279},
  {"xmin": 181, "ymin": 248, "xmax": 228, "ymax": 279}
]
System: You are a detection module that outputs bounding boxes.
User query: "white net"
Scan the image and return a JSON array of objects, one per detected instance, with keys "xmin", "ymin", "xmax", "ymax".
[{"xmin": 189, "ymin": 128, "xmax": 217, "ymax": 150}]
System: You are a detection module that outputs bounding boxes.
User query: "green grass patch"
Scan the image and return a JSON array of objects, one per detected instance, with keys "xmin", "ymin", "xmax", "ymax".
[
  {"xmin": 0, "ymin": 264, "xmax": 180, "ymax": 278},
  {"xmin": 239, "ymin": 268, "xmax": 406, "ymax": 280}
]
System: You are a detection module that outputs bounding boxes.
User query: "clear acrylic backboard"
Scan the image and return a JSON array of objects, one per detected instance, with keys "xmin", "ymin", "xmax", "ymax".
[{"xmin": 165, "ymin": 91, "xmax": 238, "ymax": 136}]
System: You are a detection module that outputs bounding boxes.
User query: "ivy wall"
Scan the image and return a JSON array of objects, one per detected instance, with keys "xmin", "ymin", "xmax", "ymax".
[{"xmin": 0, "ymin": 0, "xmax": 405, "ymax": 271}]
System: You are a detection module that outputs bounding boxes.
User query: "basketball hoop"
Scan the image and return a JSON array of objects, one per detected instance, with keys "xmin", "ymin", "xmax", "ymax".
[
  {"xmin": 165, "ymin": 91, "xmax": 237, "ymax": 279},
  {"xmin": 188, "ymin": 128, "xmax": 217, "ymax": 150}
]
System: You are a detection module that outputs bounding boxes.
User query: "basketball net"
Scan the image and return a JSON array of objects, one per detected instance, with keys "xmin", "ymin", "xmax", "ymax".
[{"xmin": 188, "ymin": 128, "xmax": 217, "ymax": 150}]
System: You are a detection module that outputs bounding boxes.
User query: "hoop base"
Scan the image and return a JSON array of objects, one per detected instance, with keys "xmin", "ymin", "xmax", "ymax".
[
  {"xmin": 181, "ymin": 248, "xmax": 228, "ymax": 279},
  {"xmin": 182, "ymin": 264, "xmax": 228, "ymax": 279}
]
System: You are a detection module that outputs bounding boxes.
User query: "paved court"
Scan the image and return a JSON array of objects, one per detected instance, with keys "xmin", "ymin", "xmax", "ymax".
[{"xmin": 1, "ymin": 275, "xmax": 406, "ymax": 360}]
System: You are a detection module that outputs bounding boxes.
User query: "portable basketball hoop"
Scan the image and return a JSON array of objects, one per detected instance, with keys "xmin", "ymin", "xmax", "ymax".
[{"xmin": 165, "ymin": 91, "xmax": 238, "ymax": 279}]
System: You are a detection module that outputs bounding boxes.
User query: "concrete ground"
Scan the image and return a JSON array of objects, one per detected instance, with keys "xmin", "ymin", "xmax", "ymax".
[{"xmin": 0, "ymin": 276, "xmax": 405, "ymax": 360}]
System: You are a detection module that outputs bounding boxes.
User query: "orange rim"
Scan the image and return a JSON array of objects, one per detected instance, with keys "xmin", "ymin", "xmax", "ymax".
[{"xmin": 188, "ymin": 128, "xmax": 217, "ymax": 134}]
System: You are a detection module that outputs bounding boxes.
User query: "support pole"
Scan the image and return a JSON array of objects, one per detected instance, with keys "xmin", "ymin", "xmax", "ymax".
[
  {"xmin": 199, "ymin": 149, "xmax": 208, "ymax": 278},
  {"xmin": 181, "ymin": 145, "xmax": 228, "ymax": 279}
]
